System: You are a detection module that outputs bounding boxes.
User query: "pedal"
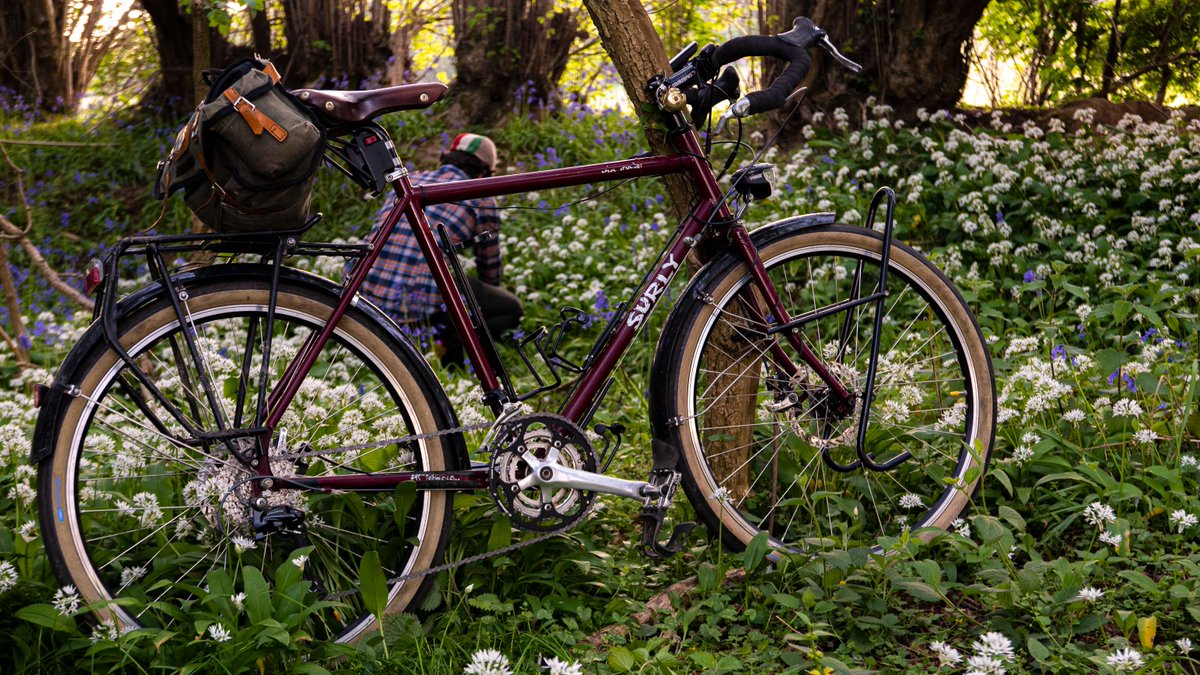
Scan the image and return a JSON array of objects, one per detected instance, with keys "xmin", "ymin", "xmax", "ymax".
[{"xmin": 635, "ymin": 441, "xmax": 697, "ymax": 558}]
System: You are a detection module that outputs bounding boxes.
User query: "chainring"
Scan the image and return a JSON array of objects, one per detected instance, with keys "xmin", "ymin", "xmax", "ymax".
[{"xmin": 488, "ymin": 414, "xmax": 597, "ymax": 533}]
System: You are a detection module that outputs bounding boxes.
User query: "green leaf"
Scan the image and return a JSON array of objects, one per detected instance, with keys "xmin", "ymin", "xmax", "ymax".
[
  {"xmin": 1112, "ymin": 300, "xmax": 1134, "ymax": 324},
  {"xmin": 243, "ymin": 566, "xmax": 271, "ymax": 625},
  {"xmin": 744, "ymin": 531, "xmax": 769, "ymax": 573},
  {"xmin": 1027, "ymin": 637, "xmax": 1050, "ymax": 662},
  {"xmin": 1133, "ymin": 303, "xmax": 1162, "ymax": 328},
  {"xmin": 1117, "ymin": 570, "xmax": 1159, "ymax": 596},
  {"xmin": 16, "ymin": 604, "xmax": 79, "ymax": 634},
  {"xmin": 488, "ymin": 516, "xmax": 513, "ymax": 552},
  {"xmin": 393, "ymin": 483, "xmax": 417, "ymax": 529},
  {"xmin": 895, "ymin": 581, "xmax": 941, "ymax": 602},
  {"xmin": 998, "ymin": 505, "xmax": 1026, "ymax": 532},
  {"xmin": 359, "ymin": 550, "xmax": 389, "ymax": 623},
  {"xmin": 608, "ymin": 646, "xmax": 637, "ymax": 673}
]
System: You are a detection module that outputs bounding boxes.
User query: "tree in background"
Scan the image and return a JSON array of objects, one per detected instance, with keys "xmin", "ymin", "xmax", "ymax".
[
  {"xmin": 974, "ymin": 0, "xmax": 1200, "ymax": 106},
  {"xmin": 445, "ymin": 0, "xmax": 585, "ymax": 127},
  {"xmin": 0, "ymin": 0, "xmax": 137, "ymax": 112},
  {"xmin": 281, "ymin": 0, "xmax": 392, "ymax": 87},
  {"xmin": 759, "ymin": 0, "xmax": 991, "ymax": 122}
]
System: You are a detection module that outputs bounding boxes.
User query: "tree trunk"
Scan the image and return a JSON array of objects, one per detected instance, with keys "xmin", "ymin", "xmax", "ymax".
[
  {"xmin": 281, "ymin": 0, "xmax": 392, "ymax": 87},
  {"xmin": 445, "ymin": 0, "xmax": 584, "ymax": 127},
  {"xmin": 760, "ymin": 0, "xmax": 991, "ymax": 126},
  {"xmin": 581, "ymin": 0, "xmax": 757, "ymax": 495},
  {"xmin": 140, "ymin": 0, "xmax": 238, "ymax": 113},
  {"xmin": 388, "ymin": 1, "xmax": 440, "ymax": 85},
  {"xmin": 1100, "ymin": 0, "xmax": 1122, "ymax": 98},
  {"xmin": 0, "ymin": 0, "xmax": 71, "ymax": 110}
]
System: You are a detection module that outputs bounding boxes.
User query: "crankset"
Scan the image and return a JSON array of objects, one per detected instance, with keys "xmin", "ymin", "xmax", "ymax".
[
  {"xmin": 488, "ymin": 414, "xmax": 598, "ymax": 532},
  {"xmin": 487, "ymin": 413, "xmax": 697, "ymax": 556}
]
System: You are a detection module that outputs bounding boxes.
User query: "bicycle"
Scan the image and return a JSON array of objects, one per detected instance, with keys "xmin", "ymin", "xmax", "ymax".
[{"xmin": 32, "ymin": 17, "xmax": 995, "ymax": 644}]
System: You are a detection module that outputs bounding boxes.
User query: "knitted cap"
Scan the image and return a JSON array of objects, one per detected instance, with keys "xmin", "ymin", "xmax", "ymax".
[{"xmin": 449, "ymin": 133, "xmax": 497, "ymax": 172}]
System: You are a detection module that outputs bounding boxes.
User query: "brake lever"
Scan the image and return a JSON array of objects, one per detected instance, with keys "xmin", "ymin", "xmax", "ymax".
[
  {"xmin": 713, "ymin": 96, "xmax": 751, "ymax": 135},
  {"xmin": 817, "ymin": 34, "xmax": 862, "ymax": 73}
]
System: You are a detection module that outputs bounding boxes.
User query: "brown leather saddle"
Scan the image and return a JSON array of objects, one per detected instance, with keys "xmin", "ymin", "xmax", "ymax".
[{"xmin": 294, "ymin": 82, "xmax": 448, "ymax": 123}]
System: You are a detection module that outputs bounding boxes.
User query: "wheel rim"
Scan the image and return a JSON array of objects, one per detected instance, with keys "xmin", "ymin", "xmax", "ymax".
[
  {"xmin": 683, "ymin": 241, "xmax": 987, "ymax": 551},
  {"xmin": 62, "ymin": 299, "xmax": 439, "ymax": 642}
]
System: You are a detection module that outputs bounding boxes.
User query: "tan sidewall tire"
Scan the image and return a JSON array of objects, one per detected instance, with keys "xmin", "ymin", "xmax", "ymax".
[
  {"xmin": 668, "ymin": 227, "xmax": 995, "ymax": 550},
  {"xmin": 42, "ymin": 285, "xmax": 450, "ymax": 644}
]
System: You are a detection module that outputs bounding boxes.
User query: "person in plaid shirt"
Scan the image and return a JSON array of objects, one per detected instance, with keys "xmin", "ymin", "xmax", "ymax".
[{"xmin": 358, "ymin": 133, "xmax": 522, "ymax": 363}]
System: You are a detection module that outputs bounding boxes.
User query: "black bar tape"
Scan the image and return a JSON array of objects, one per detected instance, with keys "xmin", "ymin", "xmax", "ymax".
[{"xmin": 712, "ymin": 35, "xmax": 811, "ymax": 115}]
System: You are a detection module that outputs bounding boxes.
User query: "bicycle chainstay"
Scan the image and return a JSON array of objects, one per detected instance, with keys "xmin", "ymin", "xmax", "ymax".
[{"xmin": 266, "ymin": 414, "xmax": 590, "ymax": 601}]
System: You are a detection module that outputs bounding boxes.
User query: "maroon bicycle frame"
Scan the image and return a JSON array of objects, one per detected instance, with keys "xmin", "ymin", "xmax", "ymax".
[{"xmin": 274, "ymin": 120, "xmax": 849, "ymax": 492}]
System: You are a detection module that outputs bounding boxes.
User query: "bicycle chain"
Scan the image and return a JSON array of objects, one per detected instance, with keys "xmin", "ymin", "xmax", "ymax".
[
  {"xmin": 324, "ymin": 509, "xmax": 584, "ymax": 601},
  {"xmin": 273, "ymin": 420, "xmax": 494, "ymax": 462},
  {"xmin": 267, "ymin": 415, "xmax": 586, "ymax": 601}
]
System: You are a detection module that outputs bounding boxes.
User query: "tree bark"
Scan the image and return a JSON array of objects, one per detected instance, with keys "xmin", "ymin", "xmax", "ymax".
[
  {"xmin": 281, "ymin": 0, "xmax": 392, "ymax": 87},
  {"xmin": 140, "ymin": 0, "xmax": 237, "ymax": 112},
  {"xmin": 0, "ymin": 0, "xmax": 71, "ymax": 110},
  {"xmin": 760, "ymin": 0, "xmax": 991, "ymax": 126},
  {"xmin": 1100, "ymin": 0, "xmax": 1123, "ymax": 99},
  {"xmin": 581, "ymin": 1, "xmax": 758, "ymax": 494},
  {"xmin": 445, "ymin": 0, "xmax": 584, "ymax": 127}
]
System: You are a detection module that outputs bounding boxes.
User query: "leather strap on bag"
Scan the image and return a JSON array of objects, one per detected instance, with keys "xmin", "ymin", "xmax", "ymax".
[{"xmin": 222, "ymin": 87, "xmax": 288, "ymax": 142}]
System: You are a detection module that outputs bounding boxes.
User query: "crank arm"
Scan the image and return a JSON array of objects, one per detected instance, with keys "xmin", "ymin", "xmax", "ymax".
[{"xmin": 516, "ymin": 462, "xmax": 656, "ymax": 501}]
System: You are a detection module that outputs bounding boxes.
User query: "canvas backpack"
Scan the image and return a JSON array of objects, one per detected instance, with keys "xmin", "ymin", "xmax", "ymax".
[{"xmin": 154, "ymin": 57, "xmax": 325, "ymax": 233}]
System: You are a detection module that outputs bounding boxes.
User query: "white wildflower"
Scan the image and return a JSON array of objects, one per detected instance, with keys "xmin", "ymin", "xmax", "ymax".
[
  {"xmin": 899, "ymin": 493, "xmax": 924, "ymax": 509},
  {"xmin": 465, "ymin": 649, "xmax": 512, "ymax": 675},
  {"xmin": 207, "ymin": 623, "xmax": 233, "ymax": 642},
  {"xmin": 1111, "ymin": 399, "xmax": 1144, "ymax": 418},
  {"xmin": 974, "ymin": 632, "xmax": 1014, "ymax": 660},
  {"xmin": 18, "ymin": 521, "xmax": 37, "ymax": 542},
  {"xmin": 1182, "ymin": 454, "xmax": 1198, "ymax": 469},
  {"xmin": 964, "ymin": 654, "xmax": 1006, "ymax": 674},
  {"xmin": 1106, "ymin": 647, "xmax": 1144, "ymax": 671},
  {"xmin": 119, "ymin": 566, "xmax": 147, "ymax": 588},
  {"xmin": 1074, "ymin": 586, "xmax": 1104, "ymax": 602},
  {"xmin": 1175, "ymin": 637, "xmax": 1192, "ymax": 653},
  {"xmin": 542, "ymin": 655, "xmax": 583, "ymax": 675},
  {"xmin": 1169, "ymin": 509, "xmax": 1197, "ymax": 534},
  {"xmin": 1082, "ymin": 502, "xmax": 1116, "ymax": 528},
  {"xmin": 930, "ymin": 641, "xmax": 963, "ymax": 666},
  {"xmin": 1020, "ymin": 432, "xmax": 1041, "ymax": 445},
  {"xmin": 1132, "ymin": 429, "xmax": 1157, "ymax": 445},
  {"xmin": 952, "ymin": 518, "xmax": 971, "ymax": 538},
  {"xmin": 1099, "ymin": 531, "xmax": 1123, "ymax": 547},
  {"xmin": 292, "ymin": 554, "xmax": 309, "ymax": 569},
  {"xmin": 89, "ymin": 618, "xmax": 131, "ymax": 643},
  {"xmin": 1062, "ymin": 409, "xmax": 1086, "ymax": 423},
  {"xmin": 231, "ymin": 536, "xmax": 257, "ymax": 553},
  {"xmin": 232, "ymin": 592, "xmax": 245, "ymax": 611},
  {"xmin": 710, "ymin": 487, "xmax": 732, "ymax": 505},
  {"xmin": 52, "ymin": 584, "xmax": 81, "ymax": 616},
  {"xmin": 1012, "ymin": 446, "xmax": 1033, "ymax": 465},
  {"xmin": 0, "ymin": 560, "xmax": 17, "ymax": 592}
]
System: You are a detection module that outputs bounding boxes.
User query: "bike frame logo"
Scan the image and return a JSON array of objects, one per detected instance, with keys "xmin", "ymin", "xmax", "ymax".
[{"xmin": 626, "ymin": 253, "xmax": 681, "ymax": 330}]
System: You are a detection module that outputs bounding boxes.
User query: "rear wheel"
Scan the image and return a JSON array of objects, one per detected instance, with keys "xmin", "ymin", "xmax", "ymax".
[
  {"xmin": 37, "ymin": 275, "xmax": 455, "ymax": 643},
  {"xmin": 655, "ymin": 225, "xmax": 995, "ymax": 552}
]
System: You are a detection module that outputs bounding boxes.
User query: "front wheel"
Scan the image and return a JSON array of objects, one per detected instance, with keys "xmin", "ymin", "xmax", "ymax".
[
  {"xmin": 36, "ymin": 271, "xmax": 457, "ymax": 643},
  {"xmin": 653, "ymin": 224, "xmax": 995, "ymax": 552}
]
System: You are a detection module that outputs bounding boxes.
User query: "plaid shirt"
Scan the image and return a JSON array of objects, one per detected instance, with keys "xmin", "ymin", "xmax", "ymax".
[{"xmin": 357, "ymin": 164, "xmax": 502, "ymax": 320}]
